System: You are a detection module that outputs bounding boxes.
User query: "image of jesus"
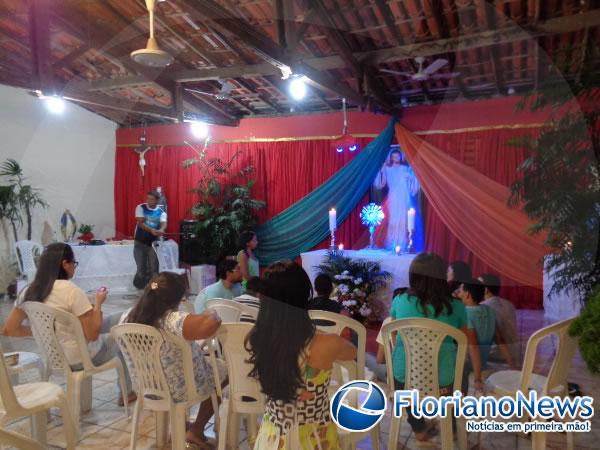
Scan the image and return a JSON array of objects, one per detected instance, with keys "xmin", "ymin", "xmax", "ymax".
[{"xmin": 373, "ymin": 149, "xmax": 420, "ymax": 250}]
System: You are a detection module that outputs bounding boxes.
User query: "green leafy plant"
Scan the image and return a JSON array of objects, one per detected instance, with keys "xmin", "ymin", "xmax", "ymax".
[
  {"xmin": 184, "ymin": 150, "xmax": 265, "ymax": 263},
  {"xmin": 508, "ymin": 45, "xmax": 600, "ymax": 299},
  {"xmin": 508, "ymin": 44, "xmax": 600, "ymax": 372},
  {"xmin": 77, "ymin": 224, "xmax": 94, "ymax": 234},
  {"xmin": 315, "ymin": 251, "xmax": 391, "ymax": 323},
  {"xmin": 569, "ymin": 288, "xmax": 600, "ymax": 374},
  {"xmin": 0, "ymin": 159, "xmax": 48, "ymax": 241}
]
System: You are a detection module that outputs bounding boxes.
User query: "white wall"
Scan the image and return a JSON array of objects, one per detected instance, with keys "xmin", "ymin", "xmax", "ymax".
[{"xmin": 0, "ymin": 84, "xmax": 117, "ymax": 291}]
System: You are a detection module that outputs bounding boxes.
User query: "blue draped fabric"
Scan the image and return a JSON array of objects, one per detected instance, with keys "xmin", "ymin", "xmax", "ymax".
[{"xmin": 256, "ymin": 118, "xmax": 397, "ymax": 265}]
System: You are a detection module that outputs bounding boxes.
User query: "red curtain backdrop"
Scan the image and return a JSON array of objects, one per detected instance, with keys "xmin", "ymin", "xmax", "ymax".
[
  {"xmin": 115, "ymin": 128, "xmax": 544, "ymax": 308},
  {"xmin": 114, "ymin": 137, "xmax": 374, "ymax": 249}
]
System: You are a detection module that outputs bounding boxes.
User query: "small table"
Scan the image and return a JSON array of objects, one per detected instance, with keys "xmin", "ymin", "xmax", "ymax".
[
  {"xmin": 72, "ymin": 242, "xmax": 137, "ymax": 292},
  {"xmin": 4, "ymin": 351, "xmax": 44, "ymax": 384}
]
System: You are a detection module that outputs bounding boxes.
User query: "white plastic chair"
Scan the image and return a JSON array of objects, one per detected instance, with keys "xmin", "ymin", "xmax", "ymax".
[
  {"xmin": 485, "ymin": 318, "xmax": 578, "ymax": 450},
  {"xmin": 232, "ymin": 296, "xmax": 259, "ymax": 322},
  {"xmin": 20, "ymin": 302, "xmax": 129, "ymax": 427},
  {"xmin": 381, "ymin": 318, "xmax": 468, "ymax": 450},
  {"xmin": 215, "ymin": 323, "xmax": 265, "ymax": 450},
  {"xmin": 152, "ymin": 239, "xmax": 186, "ymax": 276},
  {"xmin": 0, "ymin": 427, "xmax": 45, "ymax": 450},
  {"xmin": 206, "ymin": 298, "xmax": 249, "ymax": 323},
  {"xmin": 111, "ymin": 323, "xmax": 219, "ymax": 450},
  {"xmin": 0, "ymin": 343, "xmax": 76, "ymax": 449},
  {"xmin": 14, "ymin": 240, "xmax": 43, "ymax": 283},
  {"xmin": 308, "ymin": 310, "xmax": 380, "ymax": 450}
]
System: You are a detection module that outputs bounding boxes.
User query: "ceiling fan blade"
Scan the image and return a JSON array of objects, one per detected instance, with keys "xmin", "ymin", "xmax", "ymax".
[
  {"xmin": 185, "ymin": 88, "xmax": 218, "ymax": 98},
  {"xmin": 430, "ymin": 72, "xmax": 461, "ymax": 79},
  {"xmin": 423, "ymin": 59, "xmax": 448, "ymax": 75},
  {"xmin": 380, "ymin": 69, "xmax": 414, "ymax": 77}
]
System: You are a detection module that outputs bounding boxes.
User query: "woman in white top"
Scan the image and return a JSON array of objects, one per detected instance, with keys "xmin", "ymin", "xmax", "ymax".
[{"xmin": 2, "ymin": 243, "xmax": 134, "ymax": 405}]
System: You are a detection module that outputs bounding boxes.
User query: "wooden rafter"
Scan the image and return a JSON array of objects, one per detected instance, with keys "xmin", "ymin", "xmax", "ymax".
[
  {"xmin": 29, "ymin": 0, "xmax": 52, "ymax": 91},
  {"xmin": 177, "ymin": 0, "xmax": 366, "ymax": 107},
  {"xmin": 428, "ymin": 0, "xmax": 470, "ymax": 99},
  {"xmin": 50, "ymin": 6, "xmax": 238, "ymax": 125},
  {"xmin": 65, "ymin": 8, "xmax": 600, "ymax": 97},
  {"xmin": 477, "ymin": 0, "xmax": 505, "ymax": 94}
]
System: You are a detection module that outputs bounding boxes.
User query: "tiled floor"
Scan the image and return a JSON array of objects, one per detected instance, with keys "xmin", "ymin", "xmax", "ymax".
[{"xmin": 0, "ymin": 295, "xmax": 598, "ymax": 449}]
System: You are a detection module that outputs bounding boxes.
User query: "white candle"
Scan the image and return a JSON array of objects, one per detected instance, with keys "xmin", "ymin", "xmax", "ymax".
[
  {"xmin": 395, "ymin": 245, "xmax": 400, "ymax": 255},
  {"xmin": 329, "ymin": 208, "xmax": 337, "ymax": 232},
  {"xmin": 338, "ymin": 243, "xmax": 344, "ymax": 251},
  {"xmin": 407, "ymin": 208, "xmax": 416, "ymax": 232}
]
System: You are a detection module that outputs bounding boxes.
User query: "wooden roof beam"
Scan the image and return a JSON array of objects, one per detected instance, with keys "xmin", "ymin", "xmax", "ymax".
[
  {"xmin": 428, "ymin": 0, "xmax": 470, "ymax": 99},
  {"xmin": 29, "ymin": 0, "xmax": 52, "ymax": 92},
  {"xmin": 478, "ymin": 0, "xmax": 505, "ymax": 95},
  {"xmin": 177, "ymin": 0, "xmax": 365, "ymax": 107},
  {"xmin": 69, "ymin": 8, "xmax": 600, "ymax": 93},
  {"xmin": 307, "ymin": 0, "xmax": 395, "ymax": 112},
  {"xmin": 51, "ymin": 7, "xmax": 238, "ymax": 125}
]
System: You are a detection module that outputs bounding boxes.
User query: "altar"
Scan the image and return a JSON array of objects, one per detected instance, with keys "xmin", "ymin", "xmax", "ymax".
[
  {"xmin": 301, "ymin": 249, "xmax": 416, "ymax": 313},
  {"xmin": 72, "ymin": 242, "xmax": 137, "ymax": 293}
]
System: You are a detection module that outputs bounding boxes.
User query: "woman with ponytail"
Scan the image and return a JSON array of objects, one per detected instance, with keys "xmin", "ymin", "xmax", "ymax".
[{"xmin": 123, "ymin": 272, "xmax": 222, "ymax": 449}]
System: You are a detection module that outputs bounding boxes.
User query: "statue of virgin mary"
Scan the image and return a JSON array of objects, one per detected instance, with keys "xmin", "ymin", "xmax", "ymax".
[{"xmin": 373, "ymin": 149, "xmax": 420, "ymax": 250}]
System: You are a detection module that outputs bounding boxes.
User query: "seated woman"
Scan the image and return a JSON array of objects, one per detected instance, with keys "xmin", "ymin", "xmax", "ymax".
[
  {"xmin": 247, "ymin": 261, "xmax": 356, "ymax": 450},
  {"xmin": 236, "ymin": 230, "xmax": 260, "ymax": 290},
  {"xmin": 1, "ymin": 243, "xmax": 135, "ymax": 405},
  {"xmin": 390, "ymin": 252, "xmax": 471, "ymax": 445},
  {"xmin": 122, "ymin": 272, "xmax": 222, "ymax": 449}
]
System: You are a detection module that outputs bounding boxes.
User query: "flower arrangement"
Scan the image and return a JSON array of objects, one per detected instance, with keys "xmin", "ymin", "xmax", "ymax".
[
  {"xmin": 77, "ymin": 224, "xmax": 95, "ymax": 242},
  {"xmin": 315, "ymin": 251, "xmax": 391, "ymax": 323}
]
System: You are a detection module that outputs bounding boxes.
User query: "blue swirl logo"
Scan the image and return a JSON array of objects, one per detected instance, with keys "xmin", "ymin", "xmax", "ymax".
[{"xmin": 330, "ymin": 380, "xmax": 387, "ymax": 432}]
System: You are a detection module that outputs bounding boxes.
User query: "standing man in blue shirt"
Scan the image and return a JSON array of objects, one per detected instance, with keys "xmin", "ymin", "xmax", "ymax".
[{"xmin": 133, "ymin": 191, "xmax": 167, "ymax": 289}]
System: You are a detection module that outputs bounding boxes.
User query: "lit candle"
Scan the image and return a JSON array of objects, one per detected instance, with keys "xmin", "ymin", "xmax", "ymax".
[
  {"xmin": 329, "ymin": 208, "xmax": 337, "ymax": 232},
  {"xmin": 407, "ymin": 208, "xmax": 416, "ymax": 232},
  {"xmin": 338, "ymin": 243, "xmax": 344, "ymax": 251},
  {"xmin": 395, "ymin": 245, "xmax": 400, "ymax": 255}
]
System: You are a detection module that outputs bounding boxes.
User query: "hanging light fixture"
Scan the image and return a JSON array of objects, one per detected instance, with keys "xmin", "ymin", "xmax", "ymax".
[{"xmin": 333, "ymin": 98, "xmax": 358, "ymax": 153}]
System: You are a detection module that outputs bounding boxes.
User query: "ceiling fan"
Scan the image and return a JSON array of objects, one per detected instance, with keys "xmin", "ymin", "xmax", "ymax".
[
  {"xmin": 185, "ymin": 80, "xmax": 236, "ymax": 100},
  {"xmin": 380, "ymin": 57, "xmax": 460, "ymax": 81},
  {"xmin": 130, "ymin": 0, "xmax": 174, "ymax": 67}
]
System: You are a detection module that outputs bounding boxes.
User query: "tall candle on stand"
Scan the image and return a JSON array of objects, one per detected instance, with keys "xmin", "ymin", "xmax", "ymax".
[
  {"xmin": 329, "ymin": 208, "xmax": 337, "ymax": 232},
  {"xmin": 329, "ymin": 208, "xmax": 337, "ymax": 250},
  {"xmin": 407, "ymin": 208, "xmax": 416, "ymax": 232}
]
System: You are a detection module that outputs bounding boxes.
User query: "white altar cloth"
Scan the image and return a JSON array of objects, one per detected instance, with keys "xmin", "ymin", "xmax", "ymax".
[
  {"xmin": 72, "ymin": 243, "xmax": 137, "ymax": 293},
  {"xmin": 301, "ymin": 249, "xmax": 416, "ymax": 311}
]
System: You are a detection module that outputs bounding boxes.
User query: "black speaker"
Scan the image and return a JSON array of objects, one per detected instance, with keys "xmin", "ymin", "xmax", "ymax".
[{"xmin": 180, "ymin": 220, "xmax": 201, "ymax": 264}]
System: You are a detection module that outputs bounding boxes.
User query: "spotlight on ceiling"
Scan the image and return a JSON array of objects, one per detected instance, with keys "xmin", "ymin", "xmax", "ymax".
[
  {"xmin": 188, "ymin": 120, "xmax": 209, "ymax": 139},
  {"xmin": 44, "ymin": 95, "xmax": 66, "ymax": 114},
  {"xmin": 507, "ymin": 86, "xmax": 516, "ymax": 95},
  {"xmin": 289, "ymin": 76, "xmax": 307, "ymax": 101}
]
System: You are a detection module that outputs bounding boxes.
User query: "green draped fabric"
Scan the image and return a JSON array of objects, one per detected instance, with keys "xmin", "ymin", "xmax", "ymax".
[{"xmin": 255, "ymin": 117, "xmax": 397, "ymax": 265}]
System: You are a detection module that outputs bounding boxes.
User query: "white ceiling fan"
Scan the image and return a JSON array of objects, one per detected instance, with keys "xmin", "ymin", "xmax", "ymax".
[
  {"xmin": 380, "ymin": 57, "xmax": 460, "ymax": 81},
  {"xmin": 130, "ymin": 0, "xmax": 174, "ymax": 67},
  {"xmin": 185, "ymin": 80, "xmax": 236, "ymax": 100}
]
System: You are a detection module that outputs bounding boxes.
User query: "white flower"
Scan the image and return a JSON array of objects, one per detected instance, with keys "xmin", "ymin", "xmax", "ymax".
[
  {"xmin": 359, "ymin": 308, "xmax": 372, "ymax": 317},
  {"xmin": 342, "ymin": 270, "xmax": 349, "ymax": 275},
  {"xmin": 334, "ymin": 274, "xmax": 343, "ymax": 280},
  {"xmin": 354, "ymin": 277, "xmax": 363, "ymax": 284},
  {"xmin": 338, "ymin": 284, "xmax": 349, "ymax": 294}
]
